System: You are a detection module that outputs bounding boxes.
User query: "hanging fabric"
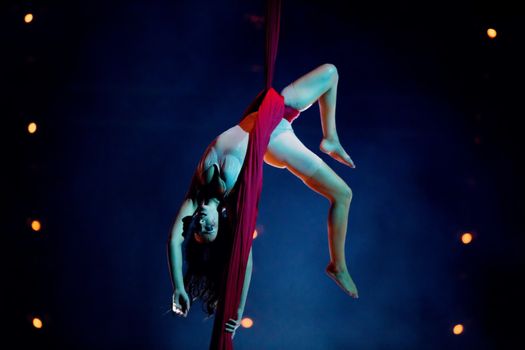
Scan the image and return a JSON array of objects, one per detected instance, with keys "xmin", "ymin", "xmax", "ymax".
[{"xmin": 209, "ymin": 1, "xmax": 283, "ymax": 349}]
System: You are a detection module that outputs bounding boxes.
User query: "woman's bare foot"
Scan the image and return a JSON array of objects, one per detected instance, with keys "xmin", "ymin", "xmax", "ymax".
[
  {"xmin": 320, "ymin": 138, "xmax": 355, "ymax": 168},
  {"xmin": 325, "ymin": 262, "xmax": 359, "ymax": 298}
]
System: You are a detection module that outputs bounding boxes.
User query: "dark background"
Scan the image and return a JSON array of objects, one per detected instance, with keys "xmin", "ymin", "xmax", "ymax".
[{"xmin": 2, "ymin": 0, "xmax": 524, "ymax": 349}]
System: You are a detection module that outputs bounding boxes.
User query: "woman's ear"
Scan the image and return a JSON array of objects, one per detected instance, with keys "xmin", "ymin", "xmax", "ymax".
[{"xmin": 220, "ymin": 206, "xmax": 228, "ymax": 219}]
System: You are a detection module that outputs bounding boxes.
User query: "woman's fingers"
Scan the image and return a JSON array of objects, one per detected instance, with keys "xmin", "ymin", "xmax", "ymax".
[
  {"xmin": 172, "ymin": 303, "xmax": 185, "ymax": 316},
  {"xmin": 225, "ymin": 318, "xmax": 240, "ymax": 332},
  {"xmin": 225, "ymin": 321, "xmax": 235, "ymax": 329},
  {"xmin": 172, "ymin": 303, "xmax": 186, "ymax": 315},
  {"xmin": 225, "ymin": 318, "xmax": 239, "ymax": 339},
  {"xmin": 172, "ymin": 295, "xmax": 189, "ymax": 317},
  {"xmin": 226, "ymin": 318, "xmax": 238, "ymax": 325}
]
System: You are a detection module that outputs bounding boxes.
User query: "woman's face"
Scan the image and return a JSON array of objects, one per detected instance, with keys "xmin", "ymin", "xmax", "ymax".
[{"xmin": 192, "ymin": 202, "xmax": 219, "ymax": 244}]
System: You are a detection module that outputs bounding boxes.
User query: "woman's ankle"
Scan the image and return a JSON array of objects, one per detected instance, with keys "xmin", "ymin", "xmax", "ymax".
[{"xmin": 326, "ymin": 261, "xmax": 348, "ymax": 274}]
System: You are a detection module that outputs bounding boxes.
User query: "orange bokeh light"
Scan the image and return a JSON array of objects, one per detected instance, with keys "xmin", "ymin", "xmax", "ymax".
[
  {"xmin": 28, "ymin": 122, "xmax": 37, "ymax": 134},
  {"xmin": 33, "ymin": 317, "xmax": 43, "ymax": 329},
  {"xmin": 487, "ymin": 28, "xmax": 497, "ymax": 39},
  {"xmin": 241, "ymin": 317, "xmax": 253, "ymax": 328},
  {"xmin": 31, "ymin": 220, "xmax": 41, "ymax": 232},
  {"xmin": 24, "ymin": 13, "xmax": 34, "ymax": 23},
  {"xmin": 253, "ymin": 229, "xmax": 258, "ymax": 239},
  {"xmin": 461, "ymin": 232, "xmax": 473, "ymax": 244},
  {"xmin": 453, "ymin": 323, "xmax": 464, "ymax": 335}
]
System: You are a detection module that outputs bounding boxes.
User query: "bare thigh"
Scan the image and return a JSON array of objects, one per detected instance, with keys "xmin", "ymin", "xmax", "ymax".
[
  {"xmin": 280, "ymin": 63, "xmax": 338, "ymax": 111},
  {"xmin": 264, "ymin": 130, "xmax": 323, "ymax": 178},
  {"xmin": 264, "ymin": 130, "xmax": 350, "ymax": 202}
]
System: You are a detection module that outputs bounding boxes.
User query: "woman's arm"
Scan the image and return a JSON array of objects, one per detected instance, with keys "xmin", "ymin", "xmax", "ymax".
[
  {"xmin": 226, "ymin": 247, "xmax": 253, "ymax": 337},
  {"xmin": 167, "ymin": 198, "xmax": 197, "ymax": 291},
  {"xmin": 237, "ymin": 246, "xmax": 253, "ymax": 318}
]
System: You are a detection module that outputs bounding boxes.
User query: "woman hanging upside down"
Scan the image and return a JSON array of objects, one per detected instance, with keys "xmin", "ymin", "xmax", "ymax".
[{"xmin": 167, "ymin": 63, "xmax": 358, "ymax": 338}]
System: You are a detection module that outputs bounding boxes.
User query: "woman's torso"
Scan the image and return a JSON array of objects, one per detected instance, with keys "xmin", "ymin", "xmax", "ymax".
[
  {"xmin": 196, "ymin": 113, "xmax": 257, "ymax": 195},
  {"xmin": 196, "ymin": 105, "xmax": 297, "ymax": 197}
]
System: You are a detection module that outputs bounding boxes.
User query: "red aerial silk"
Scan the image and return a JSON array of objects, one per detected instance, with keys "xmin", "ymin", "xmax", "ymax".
[{"xmin": 209, "ymin": 1, "xmax": 282, "ymax": 349}]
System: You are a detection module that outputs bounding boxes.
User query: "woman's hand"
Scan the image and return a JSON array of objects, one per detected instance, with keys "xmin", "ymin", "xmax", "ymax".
[
  {"xmin": 225, "ymin": 317, "xmax": 241, "ymax": 339},
  {"xmin": 172, "ymin": 289, "xmax": 190, "ymax": 317}
]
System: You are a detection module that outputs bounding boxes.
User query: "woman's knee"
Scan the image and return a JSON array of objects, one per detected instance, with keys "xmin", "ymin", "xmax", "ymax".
[
  {"xmin": 320, "ymin": 63, "xmax": 339, "ymax": 83},
  {"xmin": 280, "ymin": 84, "xmax": 299, "ymax": 108},
  {"xmin": 304, "ymin": 163, "xmax": 352, "ymax": 203},
  {"xmin": 332, "ymin": 182, "xmax": 352, "ymax": 205}
]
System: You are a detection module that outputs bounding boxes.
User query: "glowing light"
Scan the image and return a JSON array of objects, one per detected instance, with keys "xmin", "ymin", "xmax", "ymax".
[
  {"xmin": 32, "ymin": 317, "xmax": 43, "ymax": 329},
  {"xmin": 461, "ymin": 232, "xmax": 473, "ymax": 245},
  {"xmin": 31, "ymin": 220, "xmax": 41, "ymax": 232},
  {"xmin": 28, "ymin": 122, "xmax": 37, "ymax": 134},
  {"xmin": 487, "ymin": 28, "xmax": 497, "ymax": 39},
  {"xmin": 453, "ymin": 323, "xmax": 464, "ymax": 335},
  {"xmin": 24, "ymin": 13, "xmax": 34, "ymax": 23},
  {"xmin": 253, "ymin": 229, "xmax": 258, "ymax": 239},
  {"xmin": 241, "ymin": 317, "xmax": 253, "ymax": 328}
]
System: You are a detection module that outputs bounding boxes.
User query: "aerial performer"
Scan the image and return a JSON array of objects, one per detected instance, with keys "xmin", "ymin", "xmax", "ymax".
[{"xmin": 167, "ymin": 0, "xmax": 358, "ymax": 348}]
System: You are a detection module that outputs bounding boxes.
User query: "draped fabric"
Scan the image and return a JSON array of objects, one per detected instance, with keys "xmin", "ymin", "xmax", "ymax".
[
  {"xmin": 209, "ymin": 89, "xmax": 284, "ymax": 349},
  {"xmin": 264, "ymin": 0, "xmax": 281, "ymax": 90},
  {"xmin": 209, "ymin": 1, "xmax": 282, "ymax": 349}
]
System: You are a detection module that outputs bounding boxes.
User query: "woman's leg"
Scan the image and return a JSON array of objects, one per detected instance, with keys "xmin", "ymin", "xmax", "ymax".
[
  {"xmin": 265, "ymin": 131, "xmax": 358, "ymax": 298},
  {"xmin": 303, "ymin": 163, "xmax": 358, "ymax": 299},
  {"xmin": 280, "ymin": 63, "xmax": 355, "ymax": 168}
]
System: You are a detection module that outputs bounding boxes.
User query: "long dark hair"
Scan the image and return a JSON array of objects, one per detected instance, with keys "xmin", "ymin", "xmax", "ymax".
[{"xmin": 181, "ymin": 205, "xmax": 233, "ymax": 317}]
